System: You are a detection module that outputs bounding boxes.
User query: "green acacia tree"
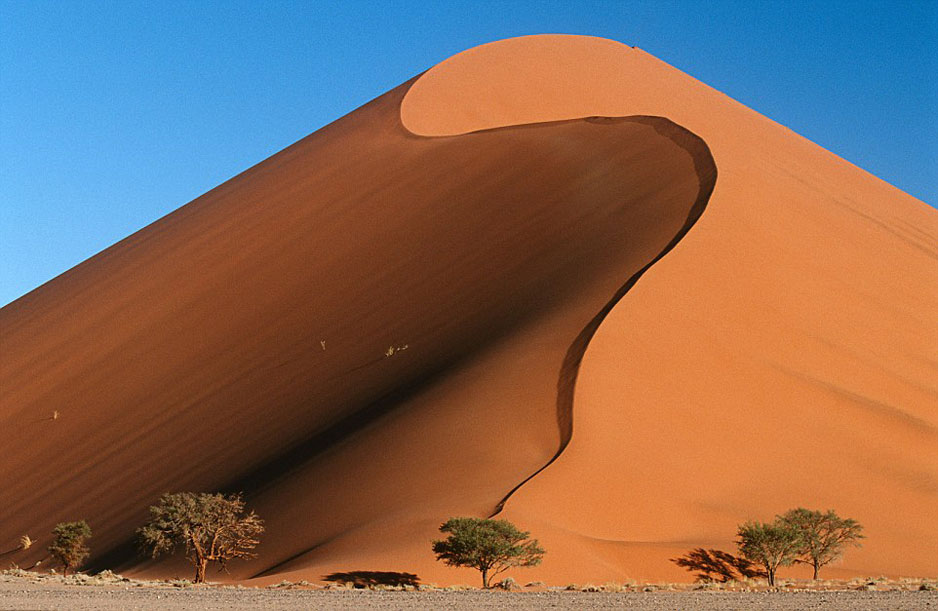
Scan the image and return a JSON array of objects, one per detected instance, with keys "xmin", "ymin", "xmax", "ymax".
[
  {"xmin": 778, "ymin": 508, "xmax": 863, "ymax": 579},
  {"xmin": 48, "ymin": 521, "xmax": 92, "ymax": 576},
  {"xmin": 736, "ymin": 520, "xmax": 801, "ymax": 586},
  {"xmin": 432, "ymin": 517, "xmax": 544, "ymax": 588},
  {"xmin": 136, "ymin": 492, "xmax": 264, "ymax": 583}
]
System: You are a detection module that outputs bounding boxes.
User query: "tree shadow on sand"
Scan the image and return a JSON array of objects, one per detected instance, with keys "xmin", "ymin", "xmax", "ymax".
[
  {"xmin": 671, "ymin": 548, "xmax": 766, "ymax": 582},
  {"xmin": 323, "ymin": 571, "xmax": 420, "ymax": 588}
]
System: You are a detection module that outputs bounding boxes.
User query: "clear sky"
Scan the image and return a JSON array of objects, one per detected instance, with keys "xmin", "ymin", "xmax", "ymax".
[{"xmin": 1, "ymin": 0, "xmax": 936, "ymax": 306}]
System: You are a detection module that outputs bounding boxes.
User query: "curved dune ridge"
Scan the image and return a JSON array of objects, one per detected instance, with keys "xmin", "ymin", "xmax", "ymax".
[
  {"xmin": 403, "ymin": 35, "xmax": 938, "ymax": 582},
  {"xmin": 1, "ymin": 35, "xmax": 936, "ymax": 585}
]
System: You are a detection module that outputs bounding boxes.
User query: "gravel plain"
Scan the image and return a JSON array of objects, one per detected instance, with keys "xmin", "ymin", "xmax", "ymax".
[{"xmin": 2, "ymin": 580, "xmax": 937, "ymax": 611}]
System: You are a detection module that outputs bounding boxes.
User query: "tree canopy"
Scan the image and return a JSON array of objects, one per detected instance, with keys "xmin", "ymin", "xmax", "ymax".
[
  {"xmin": 136, "ymin": 492, "xmax": 264, "ymax": 583},
  {"xmin": 48, "ymin": 521, "xmax": 92, "ymax": 576},
  {"xmin": 431, "ymin": 517, "xmax": 544, "ymax": 588},
  {"xmin": 778, "ymin": 507, "xmax": 864, "ymax": 579},
  {"xmin": 736, "ymin": 520, "xmax": 801, "ymax": 586}
]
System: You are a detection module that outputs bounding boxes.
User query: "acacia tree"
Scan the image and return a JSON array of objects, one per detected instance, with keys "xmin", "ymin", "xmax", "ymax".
[
  {"xmin": 778, "ymin": 508, "xmax": 864, "ymax": 579},
  {"xmin": 432, "ymin": 517, "xmax": 544, "ymax": 588},
  {"xmin": 736, "ymin": 520, "xmax": 801, "ymax": 586},
  {"xmin": 136, "ymin": 492, "xmax": 264, "ymax": 583},
  {"xmin": 48, "ymin": 521, "xmax": 92, "ymax": 576}
]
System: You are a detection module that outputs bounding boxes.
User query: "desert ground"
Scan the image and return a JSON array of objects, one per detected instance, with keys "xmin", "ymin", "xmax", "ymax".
[
  {"xmin": 1, "ymin": 571, "xmax": 936, "ymax": 611},
  {"xmin": 1, "ymin": 34, "xmax": 935, "ymax": 586}
]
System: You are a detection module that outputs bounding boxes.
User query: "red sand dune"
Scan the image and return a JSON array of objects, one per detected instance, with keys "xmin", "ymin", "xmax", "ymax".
[{"xmin": 1, "ymin": 35, "xmax": 935, "ymax": 585}]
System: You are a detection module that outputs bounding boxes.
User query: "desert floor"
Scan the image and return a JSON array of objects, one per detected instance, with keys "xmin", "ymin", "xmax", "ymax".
[
  {"xmin": 1, "ymin": 584, "xmax": 936, "ymax": 611},
  {"xmin": 2, "ymin": 573, "xmax": 936, "ymax": 610}
]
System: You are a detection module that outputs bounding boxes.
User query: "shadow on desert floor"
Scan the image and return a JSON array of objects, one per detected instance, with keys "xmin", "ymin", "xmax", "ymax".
[{"xmin": 322, "ymin": 570, "xmax": 421, "ymax": 588}]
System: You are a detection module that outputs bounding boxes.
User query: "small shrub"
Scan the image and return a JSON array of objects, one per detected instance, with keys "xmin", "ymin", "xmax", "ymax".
[
  {"xmin": 268, "ymin": 580, "xmax": 295, "ymax": 589},
  {"xmin": 1, "ymin": 568, "xmax": 31, "ymax": 578},
  {"xmin": 496, "ymin": 576, "xmax": 517, "ymax": 590}
]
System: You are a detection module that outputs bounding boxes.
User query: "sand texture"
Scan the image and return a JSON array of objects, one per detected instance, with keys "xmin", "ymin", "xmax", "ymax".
[{"xmin": 1, "ymin": 35, "xmax": 935, "ymax": 585}]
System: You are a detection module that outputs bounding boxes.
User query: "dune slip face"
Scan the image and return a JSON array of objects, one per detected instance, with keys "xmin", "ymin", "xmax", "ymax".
[
  {"xmin": 2, "ymin": 34, "xmax": 936, "ymax": 585},
  {"xmin": 404, "ymin": 35, "xmax": 938, "ymax": 584}
]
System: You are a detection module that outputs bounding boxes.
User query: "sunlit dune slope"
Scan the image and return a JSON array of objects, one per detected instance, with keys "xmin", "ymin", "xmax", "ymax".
[
  {"xmin": 0, "ymin": 60, "xmax": 714, "ymax": 582},
  {"xmin": 403, "ymin": 35, "xmax": 937, "ymax": 582}
]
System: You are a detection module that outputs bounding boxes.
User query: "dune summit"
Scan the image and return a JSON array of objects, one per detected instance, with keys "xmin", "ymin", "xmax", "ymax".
[{"xmin": 1, "ymin": 35, "xmax": 935, "ymax": 585}]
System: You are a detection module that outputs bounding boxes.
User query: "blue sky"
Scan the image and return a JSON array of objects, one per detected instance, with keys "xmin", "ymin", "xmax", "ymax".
[{"xmin": 1, "ymin": 0, "xmax": 936, "ymax": 306}]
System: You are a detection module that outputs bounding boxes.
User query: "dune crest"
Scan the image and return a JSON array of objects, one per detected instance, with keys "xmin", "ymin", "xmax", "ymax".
[{"xmin": 403, "ymin": 35, "xmax": 938, "ymax": 582}]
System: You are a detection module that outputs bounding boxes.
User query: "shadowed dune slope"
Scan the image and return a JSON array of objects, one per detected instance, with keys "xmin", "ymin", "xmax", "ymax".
[
  {"xmin": 404, "ymin": 35, "xmax": 938, "ymax": 582},
  {"xmin": 0, "ymin": 64, "xmax": 715, "ymax": 583}
]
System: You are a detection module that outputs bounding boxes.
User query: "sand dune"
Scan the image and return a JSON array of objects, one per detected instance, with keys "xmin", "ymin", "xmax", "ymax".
[{"xmin": 1, "ymin": 35, "xmax": 935, "ymax": 584}]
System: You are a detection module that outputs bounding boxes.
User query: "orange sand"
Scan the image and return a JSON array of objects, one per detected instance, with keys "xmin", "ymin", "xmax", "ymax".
[{"xmin": 1, "ymin": 35, "xmax": 935, "ymax": 585}]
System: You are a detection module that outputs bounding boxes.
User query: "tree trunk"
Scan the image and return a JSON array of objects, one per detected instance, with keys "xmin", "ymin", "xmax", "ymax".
[
  {"xmin": 63, "ymin": 563, "xmax": 69, "ymax": 577},
  {"xmin": 812, "ymin": 562, "xmax": 819, "ymax": 580},
  {"xmin": 767, "ymin": 567, "xmax": 775, "ymax": 587},
  {"xmin": 481, "ymin": 568, "xmax": 489, "ymax": 589},
  {"xmin": 194, "ymin": 558, "xmax": 207, "ymax": 584}
]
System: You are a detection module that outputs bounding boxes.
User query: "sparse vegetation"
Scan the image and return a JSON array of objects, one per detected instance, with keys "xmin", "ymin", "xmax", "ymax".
[
  {"xmin": 0, "ymin": 535, "xmax": 33, "ymax": 558},
  {"xmin": 431, "ymin": 517, "xmax": 544, "ymax": 588},
  {"xmin": 736, "ymin": 520, "xmax": 801, "ymax": 586},
  {"xmin": 136, "ymin": 492, "xmax": 264, "ymax": 583},
  {"xmin": 48, "ymin": 521, "xmax": 92, "ymax": 576},
  {"xmin": 674, "ymin": 508, "xmax": 865, "ymax": 585},
  {"xmin": 495, "ymin": 576, "xmax": 516, "ymax": 590},
  {"xmin": 0, "ymin": 502, "xmax": 879, "ymax": 594},
  {"xmin": 778, "ymin": 507, "xmax": 864, "ymax": 579}
]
